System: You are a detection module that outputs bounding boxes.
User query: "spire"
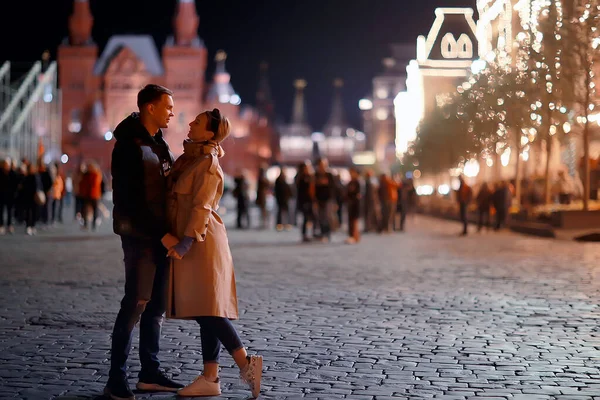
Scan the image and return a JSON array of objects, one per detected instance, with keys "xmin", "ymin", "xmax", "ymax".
[
  {"xmin": 173, "ymin": 0, "xmax": 199, "ymax": 46},
  {"xmin": 215, "ymin": 50, "xmax": 229, "ymax": 76},
  {"xmin": 291, "ymin": 79, "xmax": 308, "ymax": 125},
  {"xmin": 213, "ymin": 50, "xmax": 231, "ymax": 84},
  {"xmin": 68, "ymin": 0, "xmax": 93, "ymax": 46},
  {"xmin": 207, "ymin": 50, "xmax": 238, "ymax": 104},
  {"xmin": 256, "ymin": 62, "xmax": 274, "ymax": 117},
  {"xmin": 324, "ymin": 79, "xmax": 347, "ymax": 135}
]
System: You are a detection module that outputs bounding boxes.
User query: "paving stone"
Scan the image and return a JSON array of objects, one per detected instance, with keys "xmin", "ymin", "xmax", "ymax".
[{"xmin": 2, "ymin": 214, "xmax": 600, "ymax": 398}]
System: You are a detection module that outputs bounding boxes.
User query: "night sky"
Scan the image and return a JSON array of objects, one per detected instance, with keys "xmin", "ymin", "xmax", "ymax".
[{"xmin": 1, "ymin": 0, "xmax": 476, "ymax": 129}]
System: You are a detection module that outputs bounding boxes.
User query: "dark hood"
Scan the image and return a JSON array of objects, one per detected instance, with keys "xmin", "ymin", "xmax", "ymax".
[{"xmin": 113, "ymin": 112, "xmax": 159, "ymax": 143}]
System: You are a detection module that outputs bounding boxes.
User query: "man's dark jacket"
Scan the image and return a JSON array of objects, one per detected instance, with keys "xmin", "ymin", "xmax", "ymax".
[{"xmin": 111, "ymin": 113, "xmax": 174, "ymax": 239}]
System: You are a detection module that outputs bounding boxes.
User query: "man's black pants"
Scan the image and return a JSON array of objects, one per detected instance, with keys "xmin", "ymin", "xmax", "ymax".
[{"xmin": 109, "ymin": 236, "xmax": 168, "ymax": 380}]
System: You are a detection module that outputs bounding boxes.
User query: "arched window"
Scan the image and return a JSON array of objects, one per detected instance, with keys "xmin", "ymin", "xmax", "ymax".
[
  {"xmin": 457, "ymin": 34, "xmax": 473, "ymax": 59},
  {"xmin": 441, "ymin": 33, "xmax": 458, "ymax": 59}
]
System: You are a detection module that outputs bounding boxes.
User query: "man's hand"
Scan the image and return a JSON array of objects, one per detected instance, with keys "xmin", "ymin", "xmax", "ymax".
[{"xmin": 161, "ymin": 233, "xmax": 179, "ymax": 250}]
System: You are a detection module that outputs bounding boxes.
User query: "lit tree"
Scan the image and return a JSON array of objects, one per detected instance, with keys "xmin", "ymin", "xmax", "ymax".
[
  {"xmin": 562, "ymin": 0, "xmax": 600, "ymax": 210},
  {"xmin": 525, "ymin": 0, "xmax": 569, "ymax": 204},
  {"xmin": 411, "ymin": 104, "xmax": 463, "ymax": 175}
]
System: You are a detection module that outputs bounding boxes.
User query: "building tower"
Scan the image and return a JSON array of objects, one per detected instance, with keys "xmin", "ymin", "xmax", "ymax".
[
  {"xmin": 256, "ymin": 62, "xmax": 279, "ymax": 161},
  {"xmin": 163, "ymin": 0, "xmax": 207, "ymax": 155},
  {"xmin": 57, "ymin": 0, "xmax": 99, "ymax": 167}
]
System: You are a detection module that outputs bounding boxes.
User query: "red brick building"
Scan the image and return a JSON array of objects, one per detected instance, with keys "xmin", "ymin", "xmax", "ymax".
[{"xmin": 58, "ymin": 0, "xmax": 275, "ymax": 180}]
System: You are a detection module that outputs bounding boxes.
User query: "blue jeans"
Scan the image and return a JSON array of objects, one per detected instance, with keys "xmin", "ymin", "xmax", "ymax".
[{"xmin": 109, "ymin": 236, "xmax": 168, "ymax": 380}]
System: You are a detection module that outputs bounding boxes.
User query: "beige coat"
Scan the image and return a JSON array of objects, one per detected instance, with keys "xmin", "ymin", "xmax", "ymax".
[{"xmin": 166, "ymin": 140, "xmax": 238, "ymax": 320}]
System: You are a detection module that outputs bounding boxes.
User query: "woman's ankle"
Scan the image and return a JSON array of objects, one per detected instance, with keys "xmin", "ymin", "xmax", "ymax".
[{"xmin": 202, "ymin": 373, "xmax": 219, "ymax": 382}]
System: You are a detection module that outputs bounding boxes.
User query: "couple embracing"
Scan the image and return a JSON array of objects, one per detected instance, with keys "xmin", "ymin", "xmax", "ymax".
[{"xmin": 104, "ymin": 84, "xmax": 262, "ymax": 400}]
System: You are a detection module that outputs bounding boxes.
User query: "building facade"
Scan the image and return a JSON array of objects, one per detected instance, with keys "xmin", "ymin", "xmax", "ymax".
[
  {"xmin": 277, "ymin": 79, "xmax": 364, "ymax": 171},
  {"xmin": 58, "ymin": 0, "xmax": 274, "ymax": 178}
]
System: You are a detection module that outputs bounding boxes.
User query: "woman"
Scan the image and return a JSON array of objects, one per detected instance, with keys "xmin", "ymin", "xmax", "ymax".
[{"xmin": 164, "ymin": 109, "xmax": 262, "ymax": 398}]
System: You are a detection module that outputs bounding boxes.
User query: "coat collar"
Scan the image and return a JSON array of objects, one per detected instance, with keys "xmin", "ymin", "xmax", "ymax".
[{"xmin": 182, "ymin": 140, "xmax": 223, "ymax": 158}]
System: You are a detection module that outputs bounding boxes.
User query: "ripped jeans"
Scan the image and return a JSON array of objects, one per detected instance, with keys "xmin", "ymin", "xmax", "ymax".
[{"xmin": 109, "ymin": 236, "xmax": 168, "ymax": 381}]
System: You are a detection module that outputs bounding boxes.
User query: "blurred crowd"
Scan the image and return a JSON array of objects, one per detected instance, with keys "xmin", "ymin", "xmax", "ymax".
[
  {"xmin": 0, "ymin": 157, "xmax": 108, "ymax": 235},
  {"xmin": 231, "ymin": 157, "xmax": 418, "ymax": 244}
]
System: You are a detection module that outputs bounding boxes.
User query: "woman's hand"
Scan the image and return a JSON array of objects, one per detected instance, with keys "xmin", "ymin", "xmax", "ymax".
[{"xmin": 168, "ymin": 236, "xmax": 195, "ymax": 259}]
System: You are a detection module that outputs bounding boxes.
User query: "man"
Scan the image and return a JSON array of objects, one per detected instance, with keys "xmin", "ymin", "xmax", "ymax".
[
  {"xmin": 274, "ymin": 168, "xmax": 293, "ymax": 231},
  {"xmin": 106, "ymin": 84, "xmax": 182, "ymax": 400},
  {"xmin": 456, "ymin": 175, "xmax": 473, "ymax": 236}
]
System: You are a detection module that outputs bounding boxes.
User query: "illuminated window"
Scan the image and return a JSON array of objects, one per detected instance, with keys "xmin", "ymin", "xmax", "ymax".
[
  {"xmin": 375, "ymin": 87, "xmax": 389, "ymax": 99},
  {"xmin": 69, "ymin": 109, "xmax": 81, "ymax": 133},
  {"xmin": 375, "ymin": 108, "xmax": 389, "ymax": 121},
  {"xmin": 457, "ymin": 34, "xmax": 473, "ymax": 58},
  {"xmin": 441, "ymin": 33, "xmax": 457, "ymax": 59}
]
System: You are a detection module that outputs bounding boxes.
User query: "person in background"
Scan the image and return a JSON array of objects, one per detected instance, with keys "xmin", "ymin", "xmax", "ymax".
[
  {"xmin": 332, "ymin": 171, "xmax": 345, "ymax": 231},
  {"xmin": 363, "ymin": 169, "xmax": 380, "ymax": 233},
  {"xmin": 232, "ymin": 169, "xmax": 251, "ymax": 229},
  {"xmin": 22, "ymin": 163, "xmax": 43, "ymax": 236},
  {"xmin": 80, "ymin": 162, "xmax": 103, "ymax": 231},
  {"xmin": 492, "ymin": 181, "xmax": 511, "ymax": 231},
  {"xmin": 48, "ymin": 163, "xmax": 64, "ymax": 225},
  {"xmin": 0, "ymin": 158, "xmax": 17, "ymax": 234},
  {"xmin": 313, "ymin": 158, "xmax": 335, "ymax": 243},
  {"xmin": 476, "ymin": 182, "xmax": 493, "ymax": 232},
  {"xmin": 38, "ymin": 161, "xmax": 53, "ymax": 226},
  {"xmin": 255, "ymin": 165, "xmax": 270, "ymax": 229},
  {"xmin": 456, "ymin": 175, "xmax": 473, "ymax": 236},
  {"xmin": 73, "ymin": 162, "xmax": 86, "ymax": 223},
  {"xmin": 295, "ymin": 161, "xmax": 315, "ymax": 242},
  {"xmin": 274, "ymin": 168, "xmax": 293, "ymax": 231},
  {"xmin": 378, "ymin": 173, "xmax": 398, "ymax": 233},
  {"xmin": 345, "ymin": 167, "xmax": 361, "ymax": 244},
  {"xmin": 394, "ymin": 176, "xmax": 408, "ymax": 232}
]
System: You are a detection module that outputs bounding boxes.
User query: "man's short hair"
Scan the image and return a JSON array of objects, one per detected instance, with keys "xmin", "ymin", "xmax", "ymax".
[{"xmin": 137, "ymin": 84, "xmax": 173, "ymax": 109}]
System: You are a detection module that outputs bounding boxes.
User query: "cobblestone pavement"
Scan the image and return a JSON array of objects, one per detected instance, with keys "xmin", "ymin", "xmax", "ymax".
[{"xmin": 2, "ymin": 211, "xmax": 600, "ymax": 400}]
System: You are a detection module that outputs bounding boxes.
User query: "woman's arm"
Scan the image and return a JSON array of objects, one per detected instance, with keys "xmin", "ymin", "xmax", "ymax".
[{"xmin": 184, "ymin": 160, "xmax": 219, "ymax": 242}]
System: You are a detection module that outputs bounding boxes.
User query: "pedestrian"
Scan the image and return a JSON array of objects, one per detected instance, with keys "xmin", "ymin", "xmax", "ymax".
[
  {"xmin": 38, "ymin": 161, "xmax": 53, "ymax": 226},
  {"xmin": 164, "ymin": 108, "xmax": 263, "ymax": 398},
  {"xmin": 295, "ymin": 161, "xmax": 315, "ymax": 242},
  {"xmin": 332, "ymin": 170, "xmax": 344, "ymax": 231},
  {"xmin": 378, "ymin": 172, "xmax": 398, "ymax": 233},
  {"xmin": 274, "ymin": 168, "xmax": 293, "ymax": 231},
  {"xmin": 232, "ymin": 169, "xmax": 250, "ymax": 229},
  {"xmin": 0, "ymin": 158, "xmax": 18, "ymax": 234},
  {"xmin": 345, "ymin": 167, "xmax": 361, "ymax": 244},
  {"xmin": 363, "ymin": 169, "xmax": 380, "ymax": 233},
  {"xmin": 105, "ymin": 84, "xmax": 182, "ymax": 400},
  {"xmin": 48, "ymin": 163, "xmax": 64, "ymax": 225},
  {"xmin": 79, "ymin": 162, "xmax": 103, "ymax": 231},
  {"xmin": 456, "ymin": 175, "xmax": 473, "ymax": 236},
  {"xmin": 22, "ymin": 163, "xmax": 43, "ymax": 236},
  {"xmin": 255, "ymin": 165, "xmax": 270, "ymax": 229},
  {"xmin": 395, "ymin": 177, "xmax": 408, "ymax": 232},
  {"xmin": 314, "ymin": 158, "xmax": 334, "ymax": 242},
  {"xmin": 73, "ymin": 162, "xmax": 86, "ymax": 223},
  {"xmin": 476, "ymin": 182, "xmax": 492, "ymax": 232},
  {"xmin": 492, "ymin": 181, "xmax": 511, "ymax": 230}
]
